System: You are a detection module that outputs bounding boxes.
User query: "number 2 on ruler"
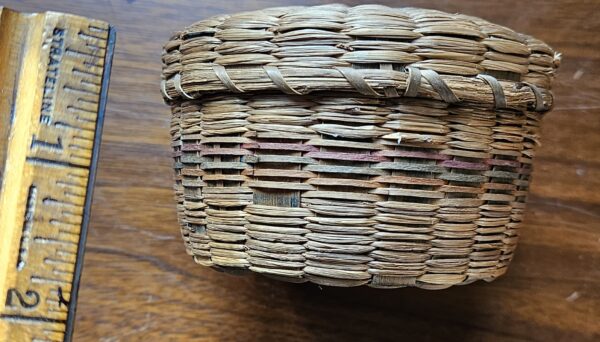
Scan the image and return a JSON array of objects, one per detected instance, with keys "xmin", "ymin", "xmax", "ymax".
[{"xmin": 4, "ymin": 288, "xmax": 40, "ymax": 309}]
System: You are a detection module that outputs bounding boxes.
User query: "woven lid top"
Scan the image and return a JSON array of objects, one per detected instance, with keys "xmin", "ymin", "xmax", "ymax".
[{"xmin": 161, "ymin": 4, "xmax": 560, "ymax": 112}]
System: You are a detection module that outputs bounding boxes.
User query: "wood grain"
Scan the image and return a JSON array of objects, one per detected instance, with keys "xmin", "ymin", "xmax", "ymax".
[{"xmin": 4, "ymin": 0, "xmax": 600, "ymax": 341}]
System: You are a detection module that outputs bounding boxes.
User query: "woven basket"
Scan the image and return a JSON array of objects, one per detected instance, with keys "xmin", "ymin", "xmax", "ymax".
[{"xmin": 160, "ymin": 4, "xmax": 560, "ymax": 289}]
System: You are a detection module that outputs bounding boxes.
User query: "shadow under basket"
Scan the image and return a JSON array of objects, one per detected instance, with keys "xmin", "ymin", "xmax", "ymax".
[{"xmin": 160, "ymin": 4, "xmax": 560, "ymax": 289}]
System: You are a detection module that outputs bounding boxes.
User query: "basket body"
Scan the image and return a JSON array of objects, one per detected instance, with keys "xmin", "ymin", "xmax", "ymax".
[{"xmin": 161, "ymin": 5, "xmax": 559, "ymax": 289}]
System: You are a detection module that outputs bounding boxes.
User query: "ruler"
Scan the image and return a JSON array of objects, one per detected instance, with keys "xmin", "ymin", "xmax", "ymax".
[{"xmin": 0, "ymin": 7, "xmax": 114, "ymax": 342}]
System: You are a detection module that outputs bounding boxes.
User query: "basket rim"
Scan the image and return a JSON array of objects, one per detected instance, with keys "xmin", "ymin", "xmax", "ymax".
[{"xmin": 162, "ymin": 67, "xmax": 554, "ymax": 112}]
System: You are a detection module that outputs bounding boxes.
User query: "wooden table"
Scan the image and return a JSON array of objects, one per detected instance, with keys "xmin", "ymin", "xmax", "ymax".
[{"xmin": 5, "ymin": 1, "xmax": 600, "ymax": 340}]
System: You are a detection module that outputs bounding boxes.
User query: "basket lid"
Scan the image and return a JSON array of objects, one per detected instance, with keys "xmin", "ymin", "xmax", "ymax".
[{"xmin": 161, "ymin": 4, "xmax": 560, "ymax": 112}]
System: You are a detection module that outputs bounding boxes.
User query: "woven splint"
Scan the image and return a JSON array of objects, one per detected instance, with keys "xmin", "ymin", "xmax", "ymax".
[{"xmin": 161, "ymin": 4, "xmax": 560, "ymax": 289}]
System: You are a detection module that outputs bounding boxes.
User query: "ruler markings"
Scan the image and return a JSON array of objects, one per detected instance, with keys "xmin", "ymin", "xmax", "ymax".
[
  {"xmin": 82, "ymin": 61, "xmax": 103, "ymax": 69},
  {"xmin": 79, "ymin": 78, "xmax": 101, "ymax": 87},
  {"xmin": 67, "ymin": 104, "xmax": 97, "ymax": 114},
  {"xmin": 87, "ymin": 25, "xmax": 108, "ymax": 33},
  {"xmin": 68, "ymin": 155, "xmax": 91, "ymax": 163},
  {"xmin": 33, "ymin": 237, "xmax": 78, "ymax": 247},
  {"xmin": 51, "ymin": 270, "xmax": 73, "ymax": 277},
  {"xmin": 55, "ymin": 250, "xmax": 77, "ymax": 258},
  {"xmin": 49, "ymin": 219, "xmax": 80, "ymax": 227},
  {"xmin": 0, "ymin": 315, "xmax": 66, "ymax": 325},
  {"xmin": 66, "ymin": 171, "xmax": 87, "ymax": 179},
  {"xmin": 4, "ymin": 288, "xmax": 40, "ymax": 310},
  {"xmin": 16, "ymin": 185, "xmax": 38, "ymax": 271},
  {"xmin": 56, "ymin": 224, "xmax": 79, "ymax": 233},
  {"xmin": 43, "ymin": 258, "xmax": 71, "ymax": 266},
  {"xmin": 25, "ymin": 157, "xmax": 85, "ymax": 170},
  {"xmin": 71, "ymin": 65, "xmax": 103, "ymax": 78},
  {"xmin": 54, "ymin": 122, "xmax": 95, "ymax": 133},
  {"xmin": 75, "ymin": 69, "xmax": 102, "ymax": 79},
  {"xmin": 48, "ymin": 255, "xmax": 74, "ymax": 265},
  {"xmin": 75, "ymin": 97, "xmax": 99, "ymax": 106},
  {"xmin": 45, "ymin": 299, "xmax": 60, "ymax": 306},
  {"xmin": 53, "ymin": 120, "xmax": 95, "ymax": 133},
  {"xmin": 48, "ymin": 220, "xmax": 79, "ymax": 230},
  {"xmin": 77, "ymin": 31, "xmax": 105, "ymax": 40},
  {"xmin": 71, "ymin": 72, "xmax": 101, "ymax": 84},
  {"xmin": 69, "ymin": 136, "xmax": 94, "ymax": 143},
  {"xmin": 62, "ymin": 191, "xmax": 86, "ymax": 199},
  {"xmin": 66, "ymin": 82, "xmax": 102, "ymax": 95},
  {"xmin": 1, "ymin": 9, "xmax": 114, "ymax": 340},
  {"xmin": 65, "ymin": 47, "xmax": 103, "ymax": 59},
  {"xmin": 30, "ymin": 277, "xmax": 70, "ymax": 287},
  {"xmin": 62, "ymin": 85, "xmax": 100, "ymax": 97},
  {"xmin": 30, "ymin": 136, "xmax": 63, "ymax": 153},
  {"xmin": 41, "ymin": 197, "xmax": 80, "ymax": 208},
  {"xmin": 56, "ymin": 212, "xmax": 83, "ymax": 221},
  {"xmin": 57, "ymin": 230, "xmax": 79, "ymax": 237}
]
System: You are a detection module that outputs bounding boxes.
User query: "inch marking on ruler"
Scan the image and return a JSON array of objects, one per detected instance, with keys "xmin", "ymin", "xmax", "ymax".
[
  {"xmin": 0, "ymin": 315, "xmax": 66, "ymax": 325},
  {"xmin": 0, "ymin": 8, "xmax": 115, "ymax": 342}
]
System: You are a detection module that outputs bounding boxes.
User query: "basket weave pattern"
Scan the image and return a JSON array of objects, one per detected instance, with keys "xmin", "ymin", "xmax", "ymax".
[{"xmin": 161, "ymin": 5, "xmax": 559, "ymax": 289}]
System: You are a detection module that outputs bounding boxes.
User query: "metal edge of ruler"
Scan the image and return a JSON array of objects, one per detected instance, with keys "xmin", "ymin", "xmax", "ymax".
[{"xmin": 63, "ymin": 25, "xmax": 116, "ymax": 342}]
